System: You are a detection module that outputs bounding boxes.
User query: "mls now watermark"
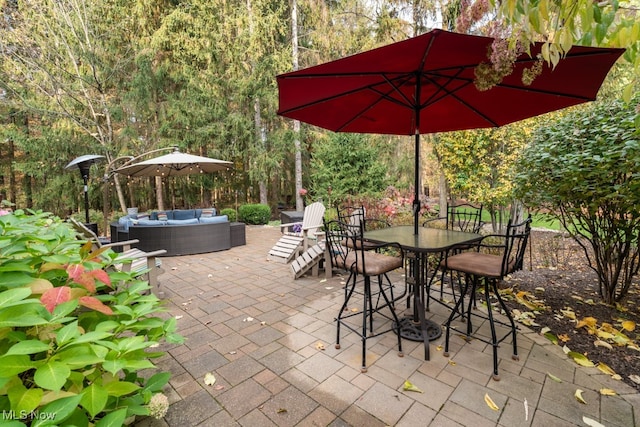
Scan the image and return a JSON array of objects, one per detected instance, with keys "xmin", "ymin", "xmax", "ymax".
[{"xmin": 2, "ymin": 410, "xmax": 57, "ymax": 421}]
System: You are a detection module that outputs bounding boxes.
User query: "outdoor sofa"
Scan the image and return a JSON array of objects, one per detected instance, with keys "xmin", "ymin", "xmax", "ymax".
[{"xmin": 111, "ymin": 208, "xmax": 245, "ymax": 256}]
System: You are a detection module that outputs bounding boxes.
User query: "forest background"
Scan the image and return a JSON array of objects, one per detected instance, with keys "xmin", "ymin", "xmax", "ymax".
[{"xmin": 0, "ymin": 0, "xmax": 638, "ymax": 234}]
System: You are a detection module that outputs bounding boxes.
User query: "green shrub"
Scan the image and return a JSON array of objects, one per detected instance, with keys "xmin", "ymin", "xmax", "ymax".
[
  {"xmin": 238, "ymin": 204, "xmax": 270, "ymax": 224},
  {"xmin": 0, "ymin": 209, "xmax": 183, "ymax": 425},
  {"xmin": 220, "ymin": 208, "xmax": 237, "ymax": 222}
]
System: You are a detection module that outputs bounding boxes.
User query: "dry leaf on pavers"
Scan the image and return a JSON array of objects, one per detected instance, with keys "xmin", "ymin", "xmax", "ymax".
[
  {"xmin": 204, "ymin": 372, "xmax": 216, "ymax": 386},
  {"xmin": 599, "ymin": 388, "xmax": 617, "ymax": 396},
  {"xmin": 243, "ymin": 317, "xmax": 254, "ymax": 322},
  {"xmin": 582, "ymin": 416, "xmax": 605, "ymax": 427},
  {"xmin": 597, "ymin": 362, "xmax": 616, "ymax": 376},
  {"xmin": 436, "ymin": 345, "xmax": 443, "ymax": 351},
  {"xmin": 524, "ymin": 398, "xmax": 529, "ymax": 421},
  {"xmin": 277, "ymin": 408, "xmax": 287, "ymax": 413},
  {"xmin": 208, "ymin": 274, "xmax": 213, "ymax": 278},
  {"xmin": 175, "ymin": 315, "xmax": 183, "ymax": 320},
  {"xmin": 574, "ymin": 389, "xmax": 587, "ymax": 404},
  {"xmin": 325, "ymin": 287, "xmax": 334, "ymax": 290},
  {"xmin": 484, "ymin": 393, "xmax": 499, "ymax": 411},
  {"xmin": 629, "ymin": 374, "xmax": 640, "ymax": 385},
  {"xmin": 316, "ymin": 342, "xmax": 325, "ymax": 350},
  {"xmin": 402, "ymin": 380, "xmax": 424, "ymax": 393},
  {"xmin": 568, "ymin": 351, "xmax": 595, "ymax": 367},
  {"xmin": 448, "ymin": 360, "xmax": 456, "ymax": 366},
  {"xmin": 547, "ymin": 373, "xmax": 562, "ymax": 383}
]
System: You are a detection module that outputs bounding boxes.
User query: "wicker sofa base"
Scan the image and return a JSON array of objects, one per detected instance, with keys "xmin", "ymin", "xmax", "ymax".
[{"xmin": 110, "ymin": 221, "xmax": 245, "ymax": 256}]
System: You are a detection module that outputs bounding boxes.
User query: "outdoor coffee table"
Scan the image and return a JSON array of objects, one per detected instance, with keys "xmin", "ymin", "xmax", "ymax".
[{"xmin": 364, "ymin": 226, "xmax": 482, "ymax": 360}]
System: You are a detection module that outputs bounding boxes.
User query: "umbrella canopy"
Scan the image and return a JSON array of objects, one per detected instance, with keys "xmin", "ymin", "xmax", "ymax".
[
  {"xmin": 115, "ymin": 149, "xmax": 233, "ymax": 177},
  {"xmin": 277, "ymin": 29, "xmax": 624, "ymax": 233}
]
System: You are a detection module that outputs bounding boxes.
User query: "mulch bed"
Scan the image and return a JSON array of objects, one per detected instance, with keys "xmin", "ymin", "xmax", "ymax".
[{"xmin": 497, "ymin": 230, "xmax": 640, "ymax": 392}]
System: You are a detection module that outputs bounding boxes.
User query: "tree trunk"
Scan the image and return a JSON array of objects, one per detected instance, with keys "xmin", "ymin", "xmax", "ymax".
[
  {"xmin": 156, "ymin": 176, "xmax": 164, "ymax": 211},
  {"xmin": 438, "ymin": 172, "xmax": 448, "ymax": 217},
  {"xmin": 291, "ymin": 0, "xmax": 303, "ymax": 212}
]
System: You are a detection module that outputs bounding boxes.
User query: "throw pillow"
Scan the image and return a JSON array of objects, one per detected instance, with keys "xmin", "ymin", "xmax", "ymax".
[
  {"xmin": 200, "ymin": 208, "xmax": 216, "ymax": 217},
  {"xmin": 157, "ymin": 211, "xmax": 168, "ymax": 221}
]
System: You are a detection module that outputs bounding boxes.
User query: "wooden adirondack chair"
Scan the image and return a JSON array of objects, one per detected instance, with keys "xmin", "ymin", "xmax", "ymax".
[
  {"xmin": 68, "ymin": 218, "xmax": 167, "ymax": 296},
  {"xmin": 268, "ymin": 201, "xmax": 325, "ymax": 264}
]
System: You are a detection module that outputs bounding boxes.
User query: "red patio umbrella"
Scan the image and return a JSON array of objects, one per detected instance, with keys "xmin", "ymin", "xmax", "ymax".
[{"xmin": 277, "ymin": 29, "xmax": 624, "ymax": 233}]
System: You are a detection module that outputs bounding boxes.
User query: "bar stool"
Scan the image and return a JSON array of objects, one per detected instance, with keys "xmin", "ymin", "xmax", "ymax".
[
  {"xmin": 324, "ymin": 219, "xmax": 405, "ymax": 373},
  {"xmin": 440, "ymin": 216, "xmax": 532, "ymax": 380}
]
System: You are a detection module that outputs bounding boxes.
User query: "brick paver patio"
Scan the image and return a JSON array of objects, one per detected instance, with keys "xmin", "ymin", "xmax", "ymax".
[{"xmin": 135, "ymin": 225, "xmax": 639, "ymax": 426}]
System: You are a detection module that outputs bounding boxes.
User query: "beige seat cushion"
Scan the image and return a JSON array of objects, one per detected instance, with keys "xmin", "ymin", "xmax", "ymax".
[
  {"xmin": 345, "ymin": 251, "xmax": 403, "ymax": 276},
  {"xmin": 441, "ymin": 252, "xmax": 507, "ymax": 279}
]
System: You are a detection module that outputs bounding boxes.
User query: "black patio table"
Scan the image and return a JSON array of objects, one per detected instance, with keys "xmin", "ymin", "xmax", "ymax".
[{"xmin": 364, "ymin": 225, "xmax": 482, "ymax": 361}]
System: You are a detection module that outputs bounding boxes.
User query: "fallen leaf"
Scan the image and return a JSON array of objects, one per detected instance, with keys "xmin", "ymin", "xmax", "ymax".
[
  {"xmin": 484, "ymin": 393, "xmax": 499, "ymax": 411},
  {"xmin": 544, "ymin": 331, "xmax": 558, "ymax": 345},
  {"xmin": 524, "ymin": 398, "xmax": 528, "ymax": 421},
  {"xmin": 403, "ymin": 380, "xmax": 424, "ymax": 393},
  {"xmin": 599, "ymin": 388, "xmax": 616, "ymax": 396},
  {"xmin": 436, "ymin": 345, "xmax": 443, "ymax": 351},
  {"xmin": 629, "ymin": 374, "xmax": 640, "ymax": 384},
  {"xmin": 448, "ymin": 360, "xmax": 456, "ymax": 366},
  {"xmin": 204, "ymin": 372, "xmax": 216, "ymax": 386},
  {"xmin": 594, "ymin": 340, "xmax": 613, "ymax": 350},
  {"xmin": 175, "ymin": 315, "xmax": 183, "ymax": 320},
  {"xmin": 324, "ymin": 287, "xmax": 333, "ymax": 290},
  {"xmin": 547, "ymin": 373, "xmax": 562, "ymax": 383},
  {"xmin": 576, "ymin": 317, "xmax": 598, "ymax": 329},
  {"xmin": 558, "ymin": 333, "xmax": 571, "ymax": 343},
  {"xmin": 597, "ymin": 362, "xmax": 616, "ymax": 376},
  {"xmin": 320, "ymin": 279, "xmax": 326, "ymax": 283},
  {"xmin": 277, "ymin": 408, "xmax": 287, "ymax": 413},
  {"xmin": 574, "ymin": 389, "xmax": 587, "ymax": 404},
  {"xmin": 214, "ymin": 385, "xmax": 225, "ymax": 391},
  {"xmin": 582, "ymin": 416, "xmax": 605, "ymax": 427},
  {"xmin": 243, "ymin": 317, "xmax": 254, "ymax": 322},
  {"xmin": 568, "ymin": 351, "xmax": 595, "ymax": 367},
  {"xmin": 316, "ymin": 342, "xmax": 325, "ymax": 350},
  {"xmin": 560, "ymin": 308, "xmax": 576, "ymax": 320},
  {"xmin": 612, "ymin": 374, "xmax": 622, "ymax": 381}
]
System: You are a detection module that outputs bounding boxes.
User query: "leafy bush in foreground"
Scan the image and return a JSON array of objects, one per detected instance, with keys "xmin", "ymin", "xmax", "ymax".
[
  {"xmin": 516, "ymin": 97, "xmax": 640, "ymax": 303},
  {"xmin": 0, "ymin": 210, "xmax": 183, "ymax": 425}
]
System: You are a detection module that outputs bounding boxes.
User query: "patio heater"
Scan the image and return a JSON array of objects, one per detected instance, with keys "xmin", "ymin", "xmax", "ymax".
[{"xmin": 65, "ymin": 154, "xmax": 105, "ymax": 234}]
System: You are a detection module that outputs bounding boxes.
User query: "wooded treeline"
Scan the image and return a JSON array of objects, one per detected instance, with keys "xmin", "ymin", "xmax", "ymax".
[
  {"xmin": 0, "ymin": 0, "xmax": 428, "ymax": 221},
  {"xmin": 0, "ymin": 0, "xmax": 637, "ymax": 227}
]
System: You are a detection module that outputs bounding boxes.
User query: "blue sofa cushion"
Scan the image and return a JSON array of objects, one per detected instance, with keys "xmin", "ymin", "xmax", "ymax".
[
  {"xmin": 167, "ymin": 218, "xmax": 199, "ymax": 225},
  {"xmin": 173, "ymin": 209, "xmax": 197, "ymax": 220},
  {"xmin": 199, "ymin": 215, "xmax": 228, "ymax": 224},
  {"xmin": 135, "ymin": 219, "xmax": 164, "ymax": 226}
]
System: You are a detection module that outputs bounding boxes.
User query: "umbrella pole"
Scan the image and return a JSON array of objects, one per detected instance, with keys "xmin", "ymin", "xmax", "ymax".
[
  {"xmin": 413, "ymin": 75, "xmax": 421, "ymax": 235},
  {"xmin": 413, "ymin": 131, "xmax": 420, "ymax": 235}
]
